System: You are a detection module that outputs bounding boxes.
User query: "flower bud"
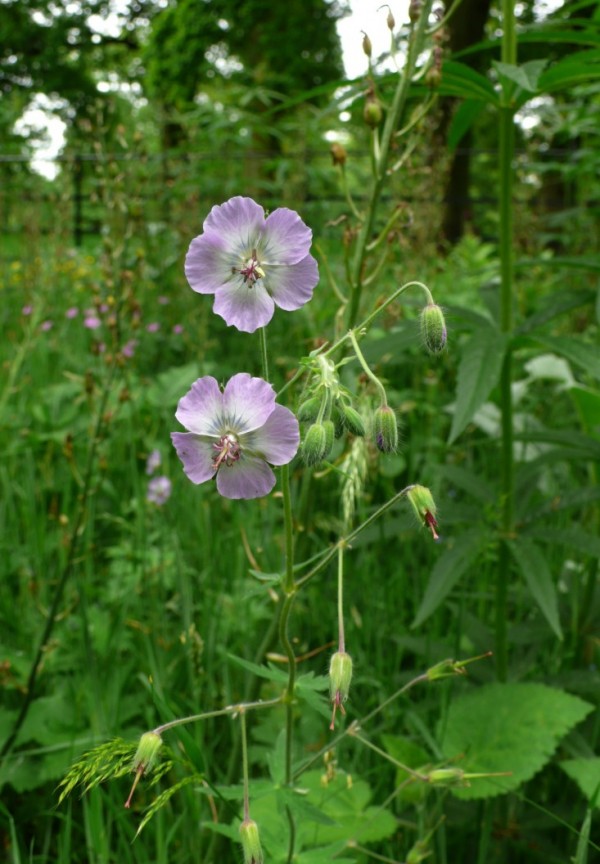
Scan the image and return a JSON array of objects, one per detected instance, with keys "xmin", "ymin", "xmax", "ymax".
[
  {"xmin": 427, "ymin": 767, "xmax": 467, "ymax": 788},
  {"xmin": 323, "ymin": 419, "xmax": 335, "ymax": 456},
  {"xmin": 125, "ymin": 731, "xmax": 162, "ymax": 808},
  {"xmin": 364, "ymin": 97, "xmax": 383, "ymax": 129},
  {"xmin": 361, "ymin": 31, "xmax": 372, "ymax": 58},
  {"xmin": 406, "ymin": 485, "xmax": 439, "ymax": 540},
  {"xmin": 330, "ymin": 142, "xmax": 347, "ymax": 166},
  {"xmin": 329, "ymin": 651, "xmax": 353, "ymax": 730},
  {"xmin": 420, "ymin": 303, "xmax": 447, "ymax": 353},
  {"xmin": 297, "ymin": 395, "xmax": 322, "ymax": 423},
  {"xmin": 373, "ymin": 405, "xmax": 398, "ymax": 453},
  {"xmin": 340, "ymin": 404, "xmax": 366, "ymax": 437},
  {"xmin": 425, "ymin": 66, "xmax": 442, "ymax": 88},
  {"xmin": 409, "ymin": 0, "xmax": 422, "ymax": 23},
  {"xmin": 386, "ymin": 8, "xmax": 395, "ymax": 31},
  {"xmin": 239, "ymin": 818, "xmax": 264, "ymax": 864},
  {"xmin": 302, "ymin": 422, "xmax": 330, "ymax": 466}
]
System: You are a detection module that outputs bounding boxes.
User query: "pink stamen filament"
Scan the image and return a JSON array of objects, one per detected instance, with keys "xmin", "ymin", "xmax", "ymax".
[
  {"xmin": 425, "ymin": 510, "xmax": 439, "ymax": 540},
  {"xmin": 213, "ymin": 434, "xmax": 241, "ymax": 471},
  {"xmin": 238, "ymin": 250, "xmax": 265, "ymax": 285}
]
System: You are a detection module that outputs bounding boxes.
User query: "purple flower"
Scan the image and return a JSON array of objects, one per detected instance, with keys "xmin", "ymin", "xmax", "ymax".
[
  {"xmin": 22, "ymin": 305, "xmax": 33, "ymax": 316},
  {"xmin": 147, "ymin": 476, "xmax": 172, "ymax": 506},
  {"xmin": 40, "ymin": 320, "xmax": 53, "ymax": 331},
  {"xmin": 184, "ymin": 196, "xmax": 319, "ymax": 333},
  {"xmin": 84, "ymin": 315, "xmax": 102, "ymax": 330},
  {"xmin": 65, "ymin": 307, "xmax": 79, "ymax": 319},
  {"xmin": 146, "ymin": 322, "xmax": 160, "ymax": 333},
  {"xmin": 146, "ymin": 448, "xmax": 162, "ymax": 475},
  {"xmin": 172, "ymin": 324, "xmax": 184, "ymax": 335},
  {"xmin": 171, "ymin": 373, "xmax": 300, "ymax": 499},
  {"xmin": 122, "ymin": 339, "xmax": 137, "ymax": 358}
]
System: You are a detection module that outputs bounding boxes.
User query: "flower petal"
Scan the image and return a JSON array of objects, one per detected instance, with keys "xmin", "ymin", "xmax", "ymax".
[
  {"xmin": 175, "ymin": 377, "xmax": 223, "ymax": 435},
  {"xmin": 262, "ymin": 208, "xmax": 313, "ymax": 265},
  {"xmin": 242, "ymin": 404, "xmax": 300, "ymax": 465},
  {"xmin": 216, "ymin": 454, "xmax": 276, "ymax": 499},
  {"xmin": 185, "ymin": 232, "xmax": 235, "ymax": 295},
  {"xmin": 203, "ymin": 196, "xmax": 265, "ymax": 247},
  {"xmin": 221, "ymin": 373, "xmax": 277, "ymax": 433},
  {"xmin": 265, "ymin": 254, "xmax": 319, "ymax": 312},
  {"xmin": 213, "ymin": 280, "xmax": 275, "ymax": 333},
  {"xmin": 171, "ymin": 432, "xmax": 216, "ymax": 484}
]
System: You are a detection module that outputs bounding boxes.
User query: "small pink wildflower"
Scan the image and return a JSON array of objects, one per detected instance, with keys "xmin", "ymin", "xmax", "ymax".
[
  {"xmin": 40, "ymin": 320, "xmax": 53, "ymax": 331},
  {"xmin": 22, "ymin": 305, "xmax": 33, "ymax": 316},
  {"xmin": 147, "ymin": 476, "xmax": 172, "ymax": 506},
  {"xmin": 146, "ymin": 322, "xmax": 160, "ymax": 333},
  {"xmin": 84, "ymin": 315, "xmax": 102, "ymax": 330},
  {"xmin": 172, "ymin": 324, "xmax": 184, "ymax": 335},
  {"xmin": 65, "ymin": 307, "xmax": 79, "ymax": 319},
  {"xmin": 122, "ymin": 339, "xmax": 137, "ymax": 358}
]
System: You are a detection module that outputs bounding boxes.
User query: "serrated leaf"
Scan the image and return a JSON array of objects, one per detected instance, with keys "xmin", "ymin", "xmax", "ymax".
[
  {"xmin": 412, "ymin": 529, "xmax": 485, "ymax": 628},
  {"xmin": 440, "ymin": 683, "xmax": 593, "ymax": 799},
  {"xmin": 509, "ymin": 538, "xmax": 563, "ymax": 639},
  {"xmin": 493, "ymin": 59, "xmax": 547, "ymax": 94},
  {"xmin": 279, "ymin": 787, "xmax": 337, "ymax": 826},
  {"xmin": 561, "ymin": 758, "xmax": 600, "ymax": 806},
  {"xmin": 538, "ymin": 49, "xmax": 600, "ymax": 93},
  {"xmin": 449, "ymin": 326, "xmax": 507, "ymax": 444}
]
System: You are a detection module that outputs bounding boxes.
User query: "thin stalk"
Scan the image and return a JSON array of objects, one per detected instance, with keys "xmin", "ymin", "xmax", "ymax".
[
  {"xmin": 152, "ymin": 697, "xmax": 282, "ymax": 737},
  {"xmin": 348, "ymin": 329, "xmax": 388, "ymax": 406},
  {"xmin": 240, "ymin": 712, "xmax": 250, "ymax": 821},
  {"xmin": 279, "ymin": 463, "xmax": 297, "ymax": 863},
  {"xmin": 496, "ymin": 0, "xmax": 517, "ymax": 683},
  {"xmin": 259, "ymin": 326, "xmax": 269, "ymax": 382},
  {"xmin": 346, "ymin": 0, "xmax": 434, "ymax": 327},
  {"xmin": 337, "ymin": 544, "xmax": 345, "ymax": 653}
]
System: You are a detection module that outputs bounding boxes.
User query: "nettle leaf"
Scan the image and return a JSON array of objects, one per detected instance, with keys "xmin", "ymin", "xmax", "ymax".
[
  {"xmin": 493, "ymin": 59, "xmax": 547, "ymax": 95},
  {"xmin": 538, "ymin": 48, "xmax": 600, "ymax": 93},
  {"xmin": 448, "ymin": 325, "xmax": 507, "ymax": 444},
  {"xmin": 509, "ymin": 537, "xmax": 563, "ymax": 640},
  {"xmin": 438, "ymin": 60, "xmax": 498, "ymax": 103},
  {"xmin": 440, "ymin": 683, "xmax": 593, "ymax": 800},
  {"xmin": 561, "ymin": 758, "xmax": 600, "ymax": 806},
  {"xmin": 412, "ymin": 529, "xmax": 485, "ymax": 629}
]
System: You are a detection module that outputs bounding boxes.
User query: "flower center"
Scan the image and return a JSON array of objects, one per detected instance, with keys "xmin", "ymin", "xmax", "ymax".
[
  {"xmin": 212, "ymin": 433, "xmax": 241, "ymax": 471},
  {"xmin": 237, "ymin": 249, "xmax": 265, "ymax": 286}
]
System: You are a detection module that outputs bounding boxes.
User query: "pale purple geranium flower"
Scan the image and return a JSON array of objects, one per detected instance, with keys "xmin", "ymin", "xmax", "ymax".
[
  {"xmin": 185, "ymin": 196, "xmax": 319, "ymax": 333},
  {"xmin": 147, "ymin": 476, "xmax": 172, "ymax": 506},
  {"xmin": 171, "ymin": 373, "xmax": 299, "ymax": 499}
]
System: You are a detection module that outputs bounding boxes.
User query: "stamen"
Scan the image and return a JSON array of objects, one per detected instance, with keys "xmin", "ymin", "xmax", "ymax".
[
  {"xmin": 239, "ymin": 251, "xmax": 265, "ymax": 285},
  {"xmin": 212, "ymin": 434, "xmax": 241, "ymax": 471}
]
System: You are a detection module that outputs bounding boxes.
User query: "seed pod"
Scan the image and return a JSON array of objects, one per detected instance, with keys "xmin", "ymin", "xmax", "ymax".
[
  {"xmin": 302, "ymin": 422, "xmax": 328, "ymax": 466},
  {"xmin": 297, "ymin": 395, "xmax": 322, "ymax": 423},
  {"xmin": 373, "ymin": 405, "xmax": 398, "ymax": 453},
  {"xmin": 239, "ymin": 818, "xmax": 264, "ymax": 864},
  {"xmin": 341, "ymin": 404, "xmax": 366, "ymax": 437},
  {"xmin": 361, "ymin": 31, "xmax": 372, "ymax": 58},
  {"xmin": 364, "ymin": 97, "xmax": 383, "ymax": 128}
]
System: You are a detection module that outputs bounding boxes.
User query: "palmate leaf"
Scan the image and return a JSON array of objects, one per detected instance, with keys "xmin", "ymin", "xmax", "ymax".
[
  {"xmin": 509, "ymin": 537, "xmax": 563, "ymax": 640},
  {"xmin": 448, "ymin": 325, "xmax": 507, "ymax": 444},
  {"xmin": 440, "ymin": 683, "xmax": 593, "ymax": 800}
]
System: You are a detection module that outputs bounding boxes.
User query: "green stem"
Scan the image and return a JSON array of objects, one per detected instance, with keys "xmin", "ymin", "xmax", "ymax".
[
  {"xmin": 259, "ymin": 327, "xmax": 269, "ymax": 381},
  {"xmin": 337, "ymin": 544, "xmax": 345, "ymax": 653},
  {"xmin": 346, "ymin": 0, "xmax": 434, "ymax": 327},
  {"xmin": 152, "ymin": 697, "xmax": 282, "ymax": 737},
  {"xmin": 496, "ymin": 0, "xmax": 517, "ymax": 683},
  {"xmin": 279, "ymin": 463, "xmax": 297, "ymax": 863},
  {"xmin": 240, "ymin": 712, "xmax": 250, "ymax": 821},
  {"xmin": 348, "ymin": 329, "xmax": 388, "ymax": 406}
]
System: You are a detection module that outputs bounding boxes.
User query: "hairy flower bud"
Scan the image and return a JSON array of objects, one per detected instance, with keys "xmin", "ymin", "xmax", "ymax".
[
  {"xmin": 239, "ymin": 818, "xmax": 264, "ymax": 864},
  {"xmin": 125, "ymin": 731, "xmax": 162, "ymax": 808},
  {"xmin": 364, "ymin": 97, "xmax": 383, "ymax": 129},
  {"xmin": 329, "ymin": 651, "xmax": 353, "ymax": 729},
  {"xmin": 302, "ymin": 422, "xmax": 332, "ymax": 466},
  {"xmin": 373, "ymin": 405, "xmax": 398, "ymax": 453},
  {"xmin": 297, "ymin": 395, "xmax": 322, "ymax": 423},
  {"xmin": 341, "ymin": 404, "xmax": 366, "ymax": 437},
  {"xmin": 420, "ymin": 303, "xmax": 447, "ymax": 353},
  {"xmin": 427, "ymin": 767, "xmax": 467, "ymax": 788},
  {"xmin": 406, "ymin": 484, "xmax": 439, "ymax": 540}
]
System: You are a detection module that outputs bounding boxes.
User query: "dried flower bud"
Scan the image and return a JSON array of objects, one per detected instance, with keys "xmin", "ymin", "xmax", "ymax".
[
  {"xmin": 373, "ymin": 405, "xmax": 398, "ymax": 453},
  {"xmin": 239, "ymin": 818, "xmax": 264, "ymax": 864},
  {"xmin": 330, "ymin": 142, "xmax": 347, "ymax": 166},
  {"xmin": 329, "ymin": 651, "xmax": 353, "ymax": 729},
  {"xmin": 361, "ymin": 31, "xmax": 372, "ymax": 58},
  {"xmin": 425, "ymin": 66, "xmax": 442, "ymax": 88},
  {"xmin": 297, "ymin": 396, "xmax": 322, "ymax": 423},
  {"xmin": 364, "ymin": 97, "xmax": 383, "ymax": 129},
  {"xmin": 386, "ymin": 8, "xmax": 395, "ymax": 31},
  {"xmin": 420, "ymin": 303, "xmax": 447, "ymax": 353},
  {"xmin": 406, "ymin": 484, "xmax": 439, "ymax": 540},
  {"xmin": 341, "ymin": 405, "xmax": 366, "ymax": 437},
  {"xmin": 409, "ymin": 0, "xmax": 422, "ymax": 23}
]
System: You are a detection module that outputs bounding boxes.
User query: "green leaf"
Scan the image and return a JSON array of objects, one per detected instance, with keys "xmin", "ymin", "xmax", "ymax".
[
  {"xmin": 561, "ymin": 758, "xmax": 600, "ymax": 806},
  {"xmin": 448, "ymin": 325, "xmax": 507, "ymax": 444},
  {"xmin": 381, "ymin": 734, "xmax": 430, "ymax": 805},
  {"xmin": 509, "ymin": 537, "xmax": 563, "ymax": 639},
  {"xmin": 524, "ymin": 525, "xmax": 600, "ymax": 561},
  {"xmin": 448, "ymin": 99, "xmax": 483, "ymax": 151},
  {"xmin": 493, "ymin": 59, "xmax": 547, "ymax": 93},
  {"xmin": 571, "ymin": 386, "xmax": 600, "ymax": 437},
  {"xmin": 538, "ymin": 49, "xmax": 600, "ymax": 93},
  {"xmin": 440, "ymin": 683, "xmax": 593, "ymax": 799},
  {"xmin": 438, "ymin": 61, "xmax": 498, "ymax": 104},
  {"xmin": 412, "ymin": 529, "xmax": 485, "ymax": 628},
  {"xmin": 227, "ymin": 654, "xmax": 288, "ymax": 683}
]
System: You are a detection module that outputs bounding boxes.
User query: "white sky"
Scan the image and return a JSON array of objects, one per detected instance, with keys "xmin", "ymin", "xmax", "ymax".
[{"xmin": 14, "ymin": 0, "xmax": 564, "ymax": 179}]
